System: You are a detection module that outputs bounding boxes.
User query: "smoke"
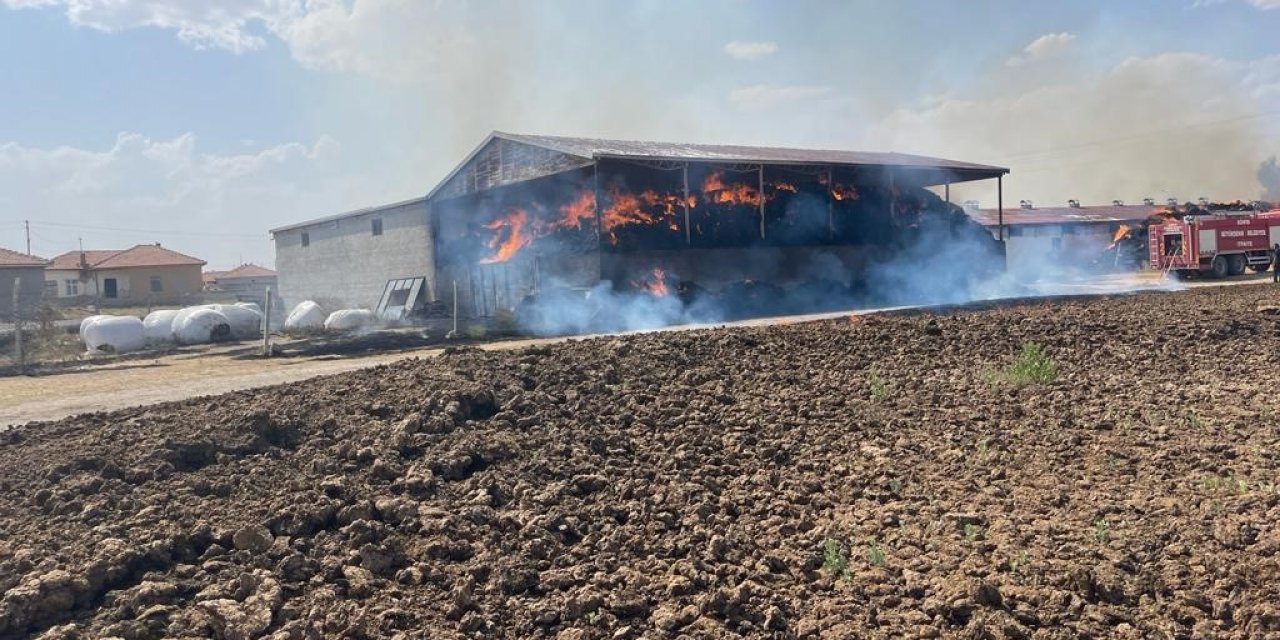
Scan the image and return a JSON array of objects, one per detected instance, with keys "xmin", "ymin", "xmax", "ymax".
[
  {"xmin": 1259, "ymin": 157, "xmax": 1280, "ymax": 201},
  {"xmin": 866, "ymin": 52, "xmax": 1280, "ymax": 207}
]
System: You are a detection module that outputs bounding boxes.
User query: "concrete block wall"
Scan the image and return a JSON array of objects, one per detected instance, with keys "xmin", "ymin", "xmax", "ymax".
[{"xmin": 274, "ymin": 199, "xmax": 433, "ymax": 312}]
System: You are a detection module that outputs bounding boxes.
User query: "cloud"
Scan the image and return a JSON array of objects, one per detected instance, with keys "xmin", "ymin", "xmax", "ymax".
[
  {"xmin": 724, "ymin": 40, "xmax": 778, "ymax": 61},
  {"xmin": 729, "ymin": 84, "xmax": 833, "ymax": 110},
  {"xmin": 1, "ymin": 0, "xmax": 284, "ymax": 52},
  {"xmin": 863, "ymin": 52, "xmax": 1280, "ymax": 206},
  {"xmin": 0, "ymin": 132, "xmax": 378, "ymax": 267},
  {"xmin": 1006, "ymin": 32, "xmax": 1076, "ymax": 67}
]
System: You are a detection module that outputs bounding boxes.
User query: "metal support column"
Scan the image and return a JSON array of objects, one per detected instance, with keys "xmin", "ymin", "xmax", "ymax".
[
  {"xmin": 997, "ymin": 175, "xmax": 1004, "ymax": 242},
  {"xmin": 758, "ymin": 165, "xmax": 766, "ymax": 239},
  {"xmin": 682, "ymin": 162, "xmax": 691, "ymax": 245},
  {"xmin": 826, "ymin": 166, "xmax": 834, "ymax": 241},
  {"xmin": 593, "ymin": 163, "xmax": 603, "ymax": 247},
  {"xmin": 945, "ymin": 182, "xmax": 950, "ymax": 204}
]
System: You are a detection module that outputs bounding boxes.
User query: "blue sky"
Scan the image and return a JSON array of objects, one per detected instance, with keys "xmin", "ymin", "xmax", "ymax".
[{"xmin": 1, "ymin": 0, "xmax": 1278, "ymax": 268}]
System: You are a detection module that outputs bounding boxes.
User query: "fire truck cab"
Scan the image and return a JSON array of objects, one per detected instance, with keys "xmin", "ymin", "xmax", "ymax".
[{"xmin": 1149, "ymin": 210, "xmax": 1280, "ymax": 277}]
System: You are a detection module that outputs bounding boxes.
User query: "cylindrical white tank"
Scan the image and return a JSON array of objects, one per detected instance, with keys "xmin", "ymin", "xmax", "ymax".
[
  {"xmin": 324, "ymin": 309, "xmax": 376, "ymax": 332},
  {"xmin": 212, "ymin": 304, "xmax": 263, "ymax": 340},
  {"xmin": 82, "ymin": 316, "xmax": 146, "ymax": 354},
  {"xmin": 78, "ymin": 315, "xmax": 109, "ymax": 341},
  {"xmin": 284, "ymin": 301, "xmax": 326, "ymax": 333},
  {"xmin": 173, "ymin": 308, "xmax": 232, "ymax": 345},
  {"xmin": 142, "ymin": 309, "xmax": 180, "ymax": 343}
]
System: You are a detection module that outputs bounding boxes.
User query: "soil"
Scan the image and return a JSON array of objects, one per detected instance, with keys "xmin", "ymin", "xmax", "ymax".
[{"xmin": 3, "ymin": 285, "xmax": 1280, "ymax": 639}]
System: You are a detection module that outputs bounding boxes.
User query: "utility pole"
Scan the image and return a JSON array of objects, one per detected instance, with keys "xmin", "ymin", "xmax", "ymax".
[{"xmin": 24, "ymin": 220, "xmax": 29, "ymax": 255}]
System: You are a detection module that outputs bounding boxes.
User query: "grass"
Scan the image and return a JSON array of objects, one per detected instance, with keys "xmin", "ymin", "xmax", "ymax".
[
  {"xmin": 1094, "ymin": 519, "xmax": 1110, "ymax": 544},
  {"xmin": 866, "ymin": 538, "xmax": 886, "ymax": 566},
  {"xmin": 1202, "ymin": 475, "xmax": 1251, "ymax": 494},
  {"xmin": 963, "ymin": 523, "xmax": 981, "ymax": 544},
  {"xmin": 867, "ymin": 369, "xmax": 889, "ymax": 403},
  {"xmin": 1010, "ymin": 550, "xmax": 1029, "ymax": 574},
  {"xmin": 986, "ymin": 342, "xmax": 1059, "ymax": 387},
  {"xmin": 822, "ymin": 538, "xmax": 850, "ymax": 580}
]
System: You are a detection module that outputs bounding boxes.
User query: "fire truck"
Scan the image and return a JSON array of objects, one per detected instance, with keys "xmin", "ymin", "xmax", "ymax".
[{"xmin": 1149, "ymin": 209, "xmax": 1280, "ymax": 277}]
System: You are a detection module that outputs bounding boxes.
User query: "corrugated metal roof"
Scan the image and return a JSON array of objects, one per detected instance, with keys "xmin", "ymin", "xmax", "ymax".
[
  {"xmin": 269, "ymin": 196, "xmax": 427, "ymax": 234},
  {"xmin": 497, "ymin": 132, "xmax": 1009, "ymax": 174},
  {"xmin": 0, "ymin": 247, "xmax": 48, "ymax": 267},
  {"xmin": 968, "ymin": 204, "xmax": 1161, "ymax": 227}
]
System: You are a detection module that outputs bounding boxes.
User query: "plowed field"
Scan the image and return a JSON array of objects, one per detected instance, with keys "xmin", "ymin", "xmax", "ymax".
[{"xmin": 3, "ymin": 285, "xmax": 1280, "ymax": 639}]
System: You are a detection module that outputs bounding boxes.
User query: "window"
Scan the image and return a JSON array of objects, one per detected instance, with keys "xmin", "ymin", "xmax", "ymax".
[
  {"xmin": 44, "ymin": 281, "xmax": 56, "ymax": 297},
  {"xmin": 301, "ymin": 232, "xmax": 310, "ymax": 247},
  {"xmin": 150, "ymin": 276, "xmax": 163, "ymax": 292},
  {"xmin": 64, "ymin": 279, "xmax": 79, "ymax": 296},
  {"xmin": 372, "ymin": 218, "xmax": 383, "ymax": 236}
]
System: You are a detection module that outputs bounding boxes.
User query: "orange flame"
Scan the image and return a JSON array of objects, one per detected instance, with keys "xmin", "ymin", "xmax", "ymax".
[
  {"xmin": 480, "ymin": 208, "xmax": 532, "ymax": 264},
  {"xmin": 601, "ymin": 187, "xmax": 683, "ymax": 242},
  {"xmin": 702, "ymin": 170, "xmax": 762, "ymax": 207},
  {"xmin": 633, "ymin": 268, "xmax": 669, "ymax": 297},
  {"xmin": 1106, "ymin": 224, "xmax": 1132, "ymax": 250},
  {"xmin": 830, "ymin": 184, "xmax": 858, "ymax": 201},
  {"xmin": 552, "ymin": 190, "xmax": 596, "ymax": 231},
  {"xmin": 771, "ymin": 180, "xmax": 798, "ymax": 193}
]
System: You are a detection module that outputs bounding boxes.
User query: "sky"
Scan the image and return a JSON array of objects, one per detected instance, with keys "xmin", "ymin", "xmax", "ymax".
[{"xmin": 2, "ymin": 0, "xmax": 1279, "ymax": 269}]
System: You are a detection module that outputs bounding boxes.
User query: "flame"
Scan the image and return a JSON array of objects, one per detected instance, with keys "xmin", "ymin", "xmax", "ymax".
[
  {"xmin": 479, "ymin": 208, "xmax": 531, "ymax": 264},
  {"xmin": 1106, "ymin": 224, "xmax": 1132, "ymax": 250},
  {"xmin": 830, "ymin": 184, "xmax": 858, "ymax": 201},
  {"xmin": 552, "ymin": 190, "xmax": 596, "ymax": 231},
  {"xmin": 633, "ymin": 268, "xmax": 669, "ymax": 297},
  {"xmin": 771, "ymin": 180, "xmax": 797, "ymax": 193},
  {"xmin": 600, "ymin": 187, "xmax": 683, "ymax": 242},
  {"xmin": 702, "ymin": 170, "xmax": 762, "ymax": 207}
]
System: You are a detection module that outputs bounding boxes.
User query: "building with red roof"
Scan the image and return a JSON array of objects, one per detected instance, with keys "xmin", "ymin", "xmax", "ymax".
[
  {"xmin": 203, "ymin": 263, "xmax": 278, "ymax": 308},
  {"xmin": 45, "ymin": 243, "xmax": 207, "ymax": 306}
]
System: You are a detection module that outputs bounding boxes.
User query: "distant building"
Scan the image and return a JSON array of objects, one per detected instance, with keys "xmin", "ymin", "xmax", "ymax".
[
  {"xmin": 203, "ymin": 263, "xmax": 279, "ymax": 308},
  {"xmin": 0, "ymin": 247, "xmax": 50, "ymax": 317},
  {"xmin": 45, "ymin": 244, "xmax": 207, "ymax": 306},
  {"xmin": 967, "ymin": 201, "xmax": 1157, "ymax": 278},
  {"xmin": 270, "ymin": 197, "xmax": 431, "ymax": 311}
]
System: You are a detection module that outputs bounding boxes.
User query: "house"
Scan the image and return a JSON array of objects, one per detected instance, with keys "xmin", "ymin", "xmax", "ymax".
[
  {"xmin": 0, "ymin": 247, "xmax": 50, "ymax": 317},
  {"xmin": 45, "ymin": 243, "xmax": 207, "ymax": 306},
  {"xmin": 204, "ymin": 263, "xmax": 279, "ymax": 308}
]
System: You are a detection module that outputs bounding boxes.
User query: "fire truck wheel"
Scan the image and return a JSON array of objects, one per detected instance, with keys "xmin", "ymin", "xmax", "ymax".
[
  {"xmin": 1210, "ymin": 256, "xmax": 1229, "ymax": 278},
  {"xmin": 1251, "ymin": 261, "xmax": 1272, "ymax": 273},
  {"xmin": 1227, "ymin": 254, "xmax": 1247, "ymax": 276}
]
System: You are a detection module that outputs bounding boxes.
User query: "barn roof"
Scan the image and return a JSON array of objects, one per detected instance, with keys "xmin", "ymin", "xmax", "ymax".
[
  {"xmin": 497, "ymin": 132, "xmax": 1009, "ymax": 173},
  {"xmin": 968, "ymin": 204, "xmax": 1161, "ymax": 227},
  {"xmin": 426, "ymin": 131, "xmax": 1009, "ymax": 201}
]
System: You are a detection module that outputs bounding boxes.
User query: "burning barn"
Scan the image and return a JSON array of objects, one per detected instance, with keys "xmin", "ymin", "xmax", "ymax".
[{"xmin": 427, "ymin": 132, "xmax": 1008, "ymax": 333}]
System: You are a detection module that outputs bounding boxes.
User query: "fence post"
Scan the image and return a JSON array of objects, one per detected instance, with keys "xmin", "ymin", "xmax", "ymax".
[
  {"xmin": 452, "ymin": 280, "xmax": 458, "ymax": 337},
  {"xmin": 261, "ymin": 286, "xmax": 273, "ymax": 357},
  {"xmin": 12, "ymin": 276, "xmax": 23, "ymax": 368}
]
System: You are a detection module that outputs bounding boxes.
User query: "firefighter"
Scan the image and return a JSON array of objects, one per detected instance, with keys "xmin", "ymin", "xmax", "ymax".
[{"xmin": 1274, "ymin": 244, "xmax": 1280, "ymax": 283}]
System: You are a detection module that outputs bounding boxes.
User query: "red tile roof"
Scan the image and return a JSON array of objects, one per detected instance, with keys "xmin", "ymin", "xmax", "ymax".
[
  {"xmin": 203, "ymin": 270, "xmax": 228, "ymax": 283},
  {"xmin": 47, "ymin": 250, "xmax": 120, "ymax": 270},
  {"xmin": 47, "ymin": 245, "xmax": 204, "ymax": 270},
  {"xmin": 0, "ymin": 247, "xmax": 48, "ymax": 267},
  {"xmin": 215, "ymin": 263, "xmax": 276, "ymax": 279}
]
